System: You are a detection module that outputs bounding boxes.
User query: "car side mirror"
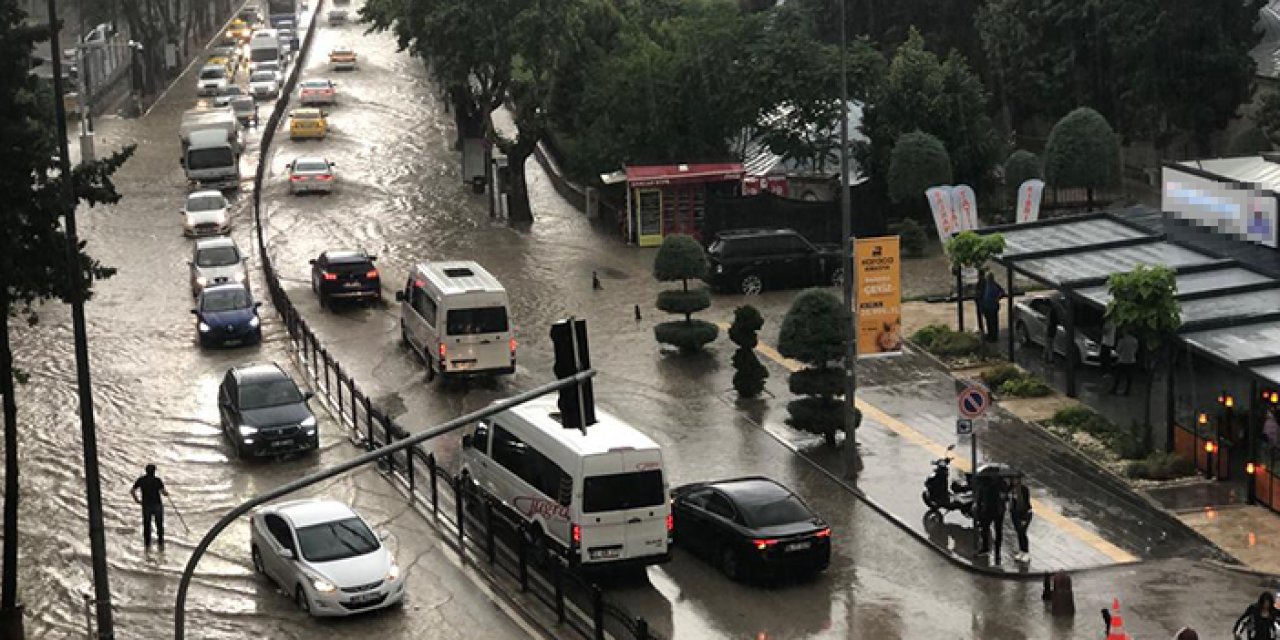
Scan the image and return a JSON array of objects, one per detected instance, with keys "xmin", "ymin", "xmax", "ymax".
[
  {"xmin": 178, "ymin": 157, "xmax": 185, "ymax": 168},
  {"xmin": 394, "ymin": 291, "xmax": 405, "ymax": 302},
  {"xmin": 461, "ymin": 434, "xmax": 472, "ymax": 449},
  {"xmin": 253, "ymin": 302, "xmax": 262, "ymax": 309},
  {"xmin": 303, "ymin": 391, "xmax": 315, "ymax": 401},
  {"xmin": 378, "ymin": 529, "xmax": 390, "ymax": 541},
  {"xmin": 280, "ymin": 548, "xmax": 294, "ymax": 560},
  {"xmin": 190, "ymin": 309, "xmax": 197, "ymax": 315},
  {"xmin": 367, "ymin": 254, "xmax": 377, "ymax": 261},
  {"xmin": 308, "ymin": 258, "xmax": 316, "ymax": 265}
]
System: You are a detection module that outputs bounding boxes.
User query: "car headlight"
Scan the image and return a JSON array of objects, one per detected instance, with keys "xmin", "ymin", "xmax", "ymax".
[
  {"xmin": 385, "ymin": 563, "xmax": 400, "ymax": 581},
  {"xmin": 198, "ymin": 322, "xmax": 211, "ymax": 333},
  {"xmin": 195, "ymin": 275, "xmax": 208, "ymax": 286},
  {"xmin": 312, "ymin": 577, "xmax": 336, "ymax": 593},
  {"xmin": 237, "ymin": 425, "xmax": 258, "ymax": 436},
  {"xmin": 301, "ymin": 415, "xmax": 317, "ymax": 428},
  {"xmin": 248, "ymin": 316, "xmax": 260, "ymax": 328}
]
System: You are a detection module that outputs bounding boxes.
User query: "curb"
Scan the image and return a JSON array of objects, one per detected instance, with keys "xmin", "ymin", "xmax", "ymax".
[{"xmin": 1204, "ymin": 558, "xmax": 1280, "ymax": 581}]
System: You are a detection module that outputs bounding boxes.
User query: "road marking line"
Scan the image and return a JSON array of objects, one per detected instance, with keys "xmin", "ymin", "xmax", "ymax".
[{"xmin": 737, "ymin": 323, "xmax": 1136, "ymax": 564}]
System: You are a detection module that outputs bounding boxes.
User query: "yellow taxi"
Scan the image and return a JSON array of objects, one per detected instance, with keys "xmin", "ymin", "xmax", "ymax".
[
  {"xmin": 206, "ymin": 55, "xmax": 235, "ymax": 75},
  {"xmin": 226, "ymin": 19, "xmax": 252, "ymax": 42},
  {"xmin": 289, "ymin": 107, "xmax": 328, "ymax": 140},
  {"xmin": 329, "ymin": 46, "xmax": 357, "ymax": 71}
]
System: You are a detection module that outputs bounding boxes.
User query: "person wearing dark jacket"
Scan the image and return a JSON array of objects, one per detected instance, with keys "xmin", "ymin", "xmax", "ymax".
[
  {"xmin": 974, "ymin": 268, "xmax": 988, "ymax": 336},
  {"xmin": 1008, "ymin": 476, "xmax": 1032, "ymax": 563},
  {"xmin": 1235, "ymin": 592, "xmax": 1280, "ymax": 639},
  {"xmin": 980, "ymin": 272, "xmax": 1004, "ymax": 343},
  {"xmin": 1043, "ymin": 303, "xmax": 1059, "ymax": 362},
  {"xmin": 131, "ymin": 464, "xmax": 169, "ymax": 549},
  {"xmin": 975, "ymin": 477, "xmax": 1006, "ymax": 561}
]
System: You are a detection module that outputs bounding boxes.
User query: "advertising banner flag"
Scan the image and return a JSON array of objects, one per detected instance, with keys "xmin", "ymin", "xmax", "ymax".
[
  {"xmin": 952, "ymin": 184, "xmax": 979, "ymax": 231},
  {"xmin": 855, "ymin": 236, "xmax": 903, "ymax": 358},
  {"xmin": 1016, "ymin": 179, "xmax": 1046, "ymax": 224},
  {"xmin": 926, "ymin": 186, "xmax": 962, "ymax": 242}
]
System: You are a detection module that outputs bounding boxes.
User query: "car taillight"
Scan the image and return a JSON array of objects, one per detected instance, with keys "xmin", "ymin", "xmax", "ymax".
[
  {"xmin": 815, "ymin": 528, "xmax": 832, "ymax": 538},
  {"xmin": 366, "ymin": 269, "xmax": 378, "ymax": 279},
  {"xmin": 509, "ymin": 338, "xmax": 517, "ymax": 355},
  {"xmin": 753, "ymin": 539, "xmax": 778, "ymax": 551},
  {"xmin": 571, "ymin": 523, "xmax": 581, "ymax": 546},
  {"xmin": 317, "ymin": 174, "xmax": 333, "ymax": 180},
  {"xmin": 290, "ymin": 175, "xmax": 303, "ymax": 181},
  {"xmin": 322, "ymin": 272, "xmax": 337, "ymax": 281},
  {"xmin": 438, "ymin": 343, "xmax": 447, "ymax": 360},
  {"xmin": 666, "ymin": 514, "xmax": 673, "ymax": 532}
]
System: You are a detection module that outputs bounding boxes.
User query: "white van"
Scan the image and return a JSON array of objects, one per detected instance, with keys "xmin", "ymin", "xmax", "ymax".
[
  {"xmin": 248, "ymin": 30, "xmax": 281, "ymax": 69},
  {"xmin": 460, "ymin": 397, "xmax": 671, "ymax": 569},
  {"xmin": 395, "ymin": 261, "xmax": 515, "ymax": 381}
]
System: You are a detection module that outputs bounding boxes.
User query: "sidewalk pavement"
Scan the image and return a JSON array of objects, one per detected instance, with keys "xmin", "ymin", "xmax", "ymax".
[{"xmin": 742, "ymin": 334, "xmax": 1232, "ymax": 575}]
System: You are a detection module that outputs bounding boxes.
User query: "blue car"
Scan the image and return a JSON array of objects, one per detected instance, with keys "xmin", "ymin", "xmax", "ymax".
[{"xmin": 193, "ymin": 284, "xmax": 262, "ymax": 347}]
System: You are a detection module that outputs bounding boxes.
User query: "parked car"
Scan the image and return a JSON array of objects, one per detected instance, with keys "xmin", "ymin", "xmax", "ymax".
[
  {"xmin": 288, "ymin": 107, "xmax": 328, "ymax": 140},
  {"xmin": 196, "ymin": 64, "xmax": 229, "ymax": 96},
  {"xmin": 704, "ymin": 228, "xmax": 843, "ymax": 295},
  {"xmin": 1013, "ymin": 293, "xmax": 1110, "ymax": 366},
  {"xmin": 249, "ymin": 70, "xmax": 281, "ymax": 99},
  {"xmin": 287, "ymin": 156, "xmax": 336, "ymax": 195},
  {"xmin": 671, "ymin": 476, "xmax": 831, "ymax": 581},
  {"xmin": 309, "ymin": 250, "xmax": 380, "ymax": 306},
  {"xmin": 181, "ymin": 190, "xmax": 230, "ymax": 237},
  {"xmin": 189, "ymin": 236, "xmax": 248, "ymax": 296},
  {"xmin": 298, "ymin": 78, "xmax": 336, "ymax": 105},
  {"xmin": 217, "ymin": 362, "xmax": 318, "ymax": 457},
  {"xmin": 192, "ymin": 283, "xmax": 261, "ymax": 347},
  {"xmin": 328, "ymin": 46, "xmax": 356, "ymax": 70},
  {"xmin": 250, "ymin": 499, "xmax": 405, "ymax": 616}
]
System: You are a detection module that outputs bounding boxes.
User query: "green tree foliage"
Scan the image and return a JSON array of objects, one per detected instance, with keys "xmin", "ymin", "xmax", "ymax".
[
  {"xmin": 778, "ymin": 289, "xmax": 846, "ymax": 445},
  {"xmin": 0, "ymin": 0, "xmax": 134, "ymax": 620},
  {"xmin": 1003, "ymin": 150, "xmax": 1042, "ymax": 194},
  {"xmin": 1105, "ymin": 265, "xmax": 1182, "ymax": 451},
  {"xmin": 1226, "ymin": 126, "xmax": 1273, "ymax": 156},
  {"xmin": 653, "ymin": 234, "xmax": 717, "ymax": 352},
  {"xmin": 729, "ymin": 305, "xmax": 768, "ymax": 398},
  {"xmin": 1254, "ymin": 91, "xmax": 1280, "ymax": 146},
  {"xmin": 887, "ymin": 130, "xmax": 952, "ymax": 210},
  {"xmin": 1044, "ymin": 107, "xmax": 1119, "ymax": 207},
  {"xmin": 860, "ymin": 28, "xmax": 996, "ymax": 190},
  {"xmin": 888, "ymin": 218, "xmax": 927, "ymax": 257},
  {"xmin": 944, "ymin": 231, "xmax": 1006, "ymax": 271}
]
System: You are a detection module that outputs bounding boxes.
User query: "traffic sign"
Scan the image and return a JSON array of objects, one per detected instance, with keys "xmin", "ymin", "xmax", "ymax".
[
  {"xmin": 956, "ymin": 419, "xmax": 973, "ymax": 435},
  {"xmin": 957, "ymin": 385, "xmax": 990, "ymax": 419}
]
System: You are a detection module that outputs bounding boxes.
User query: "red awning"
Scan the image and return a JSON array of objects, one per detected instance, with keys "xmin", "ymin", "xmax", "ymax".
[{"xmin": 624, "ymin": 163, "xmax": 744, "ymax": 187}]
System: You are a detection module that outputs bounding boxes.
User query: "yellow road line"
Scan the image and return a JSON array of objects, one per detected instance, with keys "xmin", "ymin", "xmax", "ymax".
[{"xmin": 737, "ymin": 323, "xmax": 1136, "ymax": 564}]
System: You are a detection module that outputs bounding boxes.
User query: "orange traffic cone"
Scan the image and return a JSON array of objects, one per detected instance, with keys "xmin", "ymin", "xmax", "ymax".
[{"xmin": 1107, "ymin": 598, "xmax": 1130, "ymax": 640}]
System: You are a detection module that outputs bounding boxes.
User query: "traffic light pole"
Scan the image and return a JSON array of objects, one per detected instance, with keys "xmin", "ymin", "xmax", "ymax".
[{"xmin": 567, "ymin": 316, "xmax": 588, "ymax": 436}]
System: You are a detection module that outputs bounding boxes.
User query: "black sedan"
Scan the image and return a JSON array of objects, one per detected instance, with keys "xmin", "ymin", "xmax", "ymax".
[
  {"xmin": 309, "ymin": 250, "xmax": 381, "ymax": 307},
  {"xmin": 671, "ymin": 476, "xmax": 831, "ymax": 582},
  {"xmin": 217, "ymin": 363, "xmax": 318, "ymax": 458}
]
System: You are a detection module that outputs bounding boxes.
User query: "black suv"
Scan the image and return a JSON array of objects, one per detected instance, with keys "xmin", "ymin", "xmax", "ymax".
[
  {"xmin": 309, "ymin": 250, "xmax": 381, "ymax": 307},
  {"xmin": 705, "ymin": 229, "xmax": 842, "ymax": 295},
  {"xmin": 217, "ymin": 363, "xmax": 318, "ymax": 458}
]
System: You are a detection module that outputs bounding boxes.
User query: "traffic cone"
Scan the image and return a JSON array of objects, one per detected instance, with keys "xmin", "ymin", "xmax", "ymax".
[{"xmin": 1106, "ymin": 598, "xmax": 1130, "ymax": 640}]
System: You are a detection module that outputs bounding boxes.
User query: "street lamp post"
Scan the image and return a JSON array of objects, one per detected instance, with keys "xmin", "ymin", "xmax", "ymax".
[
  {"xmin": 839, "ymin": 0, "xmax": 858, "ymax": 466},
  {"xmin": 46, "ymin": 0, "xmax": 116, "ymax": 635}
]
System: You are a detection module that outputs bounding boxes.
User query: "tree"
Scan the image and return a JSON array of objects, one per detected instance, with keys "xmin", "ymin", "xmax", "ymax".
[
  {"xmin": 887, "ymin": 130, "xmax": 952, "ymax": 213},
  {"xmin": 778, "ymin": 289, "xmax": 846, "ymax": 446},
  {"xmin": 944, "ymin": 231, "xmax": 1006, "ymax": 331},
  {"xmin": 860, "ymin": 28, "xmax": 996, "ymax": 191},
  {"xmin": 653, "ymin": 234, "xmax": 718, "ymax": 353},
  {"xmin": 729, "ymin": 305, "xmax": 768, "ymax": 398},
  {"xmin": 1254, "ymin": 91, "xmax": 1280, "ymax": 146},
  {"xmin": 0, "ymin": 1, "xmax": 134, "ymax": 632},
  {"xmin": 1105, "ymin": 265, "xmax": 1181, "ymax": 453},
  {"xmin": 1003, "ymin": 150, "xmax": 1042, "ymax": 196},
  {"xmin": 1226, "ymin": 126, "xmax": 1273, "ymax": 156},
  {"xmin": 1044, "ymin": 107, "xmax": 1118, "ymax": 209}
]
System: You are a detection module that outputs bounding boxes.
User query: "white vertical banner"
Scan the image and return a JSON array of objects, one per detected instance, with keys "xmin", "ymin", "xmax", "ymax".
[
  {"xmin": 1016, "ymin": 179, "xmax": 1046, "ymax": 224},
  {"xmin": 926, "ymin": 185, "xmax": 962, "ymax": 242},
  {"xmin": 952, "ymin": 184, "xmax": 979, "ymax": 231}
]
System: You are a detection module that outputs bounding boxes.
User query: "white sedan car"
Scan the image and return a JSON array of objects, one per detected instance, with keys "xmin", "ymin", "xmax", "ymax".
[
  {"xmin": 249, "ymin": 70, "xmax": 281, "ymax": 99},
  {"xmin": 181, "ymin": 190, "xmax": 230, "ymax": 237},
  {"xmin": 287, "ymin": 157, "xmax": 336, "ymax": 194},
  {"xmin": 250, "ymin": 500, "xmax": 405, "ymax": 617}
]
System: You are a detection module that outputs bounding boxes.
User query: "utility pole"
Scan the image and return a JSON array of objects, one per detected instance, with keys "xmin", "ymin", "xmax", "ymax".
[
  {"xmin": 839, "ymin": 0, "xmax": 859, "ymax": 467},
  {"xmin": 47, "ymin": 0, "xmax": 115, "ymax": 635}
]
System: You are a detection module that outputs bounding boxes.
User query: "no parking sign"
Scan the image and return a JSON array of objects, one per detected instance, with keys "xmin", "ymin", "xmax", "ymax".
[{"xmin": 957, "ymin": 384, "xmax": 990, "ymax": 419}]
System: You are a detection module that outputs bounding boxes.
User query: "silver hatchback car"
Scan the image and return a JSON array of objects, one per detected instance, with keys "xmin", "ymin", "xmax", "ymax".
[{"xmin": 189, "ymin": 236, "xmax": 248, "ymax": 296}]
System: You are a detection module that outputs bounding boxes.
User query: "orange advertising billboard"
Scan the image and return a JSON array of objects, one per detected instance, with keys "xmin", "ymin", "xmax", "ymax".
[{"xmin": 855, "ymin": 236, "xmax": 902, "ymax": 357}]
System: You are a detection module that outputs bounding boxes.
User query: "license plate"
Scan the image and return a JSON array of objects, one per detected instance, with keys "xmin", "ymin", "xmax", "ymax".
[
  {"xmin": 785, "ymin": 541, "xmax": 812, "ymax": 552},
  {"xmin": 270, "ymin": 439, "xmax": 293, "ymax": 448},
  {"xmin": 589, "ymin": 547, "xmax": 621, "ymax": 560},
  {"xmin": 344, "ymin": 281, "xmax": 362, "ymax": 288},
  {"xmin": 349, "ymin": 591, "xmax": 380, "ymax": 603}
]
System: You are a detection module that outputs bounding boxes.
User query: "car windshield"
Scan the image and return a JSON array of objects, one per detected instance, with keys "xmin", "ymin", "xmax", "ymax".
[
  {"xmin": 445, "ymin": 307, "xmax": 508, "ymax": 335},
  {"xmin": 186, "ymin": 195, "xmax": 225, "ymax": 212},
  {"xmin": 295, "ymin": 160, "xmax": 330, "ymax": 173},
  {"xmin": 200, "ymin": 67, "xmax": 226, "ymax": 80},
  {"xmin": 296, "ymin": 517, "xmax": 379, "ymax": 562},
  {"xmin": 222, "ymin": 86, "xmax": 242, "ymax": 95},
  {"xmin": 741, "ymin": 495, "xmax": 814, "ymax": 528},
  {"xmin": 251, "ymin": 71, "xmax": 276, "ymax": 82},
  {"xmin": 187, "ymin": 147, "xmax": 235, "ymax": 170},
  {"xmin": 582, "ymin": 470, "xmax": 664, "ymax": 513},
  {"xmin": 250, "ymin": 48, "xmax": 278, "ymax": 62},
  {"xmin": 196, "ymin": 246, "xmax": 240, "ymax": 267},
  {"xmin": 201, "ymin": 288, "xmax": 251, "ymax": 312},
  {"xmin": 238, "ymin": 377, "xmax": 303, "ymax": 409}
]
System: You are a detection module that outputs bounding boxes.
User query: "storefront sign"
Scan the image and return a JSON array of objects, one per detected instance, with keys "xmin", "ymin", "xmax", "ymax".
[{"xmin": 855, "ymin": 236, "xmax": 902, "ymax": 357}]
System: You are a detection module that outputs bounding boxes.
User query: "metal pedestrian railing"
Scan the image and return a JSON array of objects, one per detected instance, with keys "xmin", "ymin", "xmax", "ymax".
[{"xmin": 240, "ymin": 3, "xmax": 662, "ymax": 637}]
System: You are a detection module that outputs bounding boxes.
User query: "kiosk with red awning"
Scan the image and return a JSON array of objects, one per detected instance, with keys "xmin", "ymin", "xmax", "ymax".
[{"xmin": 622, "ymin": 163, "xmax": 743, "ymax": 246}]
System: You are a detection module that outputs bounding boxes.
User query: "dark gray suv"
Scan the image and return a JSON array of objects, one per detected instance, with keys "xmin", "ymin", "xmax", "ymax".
[
  {"xmin": 705, "ymin": 229, "xmax": 842, "ymax": 295},
  {"xmin": 218, "ymin": 363, "xmax": 318, "ymax": 458}
]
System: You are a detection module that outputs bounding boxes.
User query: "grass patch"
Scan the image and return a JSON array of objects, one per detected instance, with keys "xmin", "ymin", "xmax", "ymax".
[
  {"xmin": 1125, "ymin": 452, "xmax": 1196, "ymax": 481},
  {"xmin": 1046, "ymin": 406, "xmax": 1147, "ymax": 461},
  {"xmin": 910, "ymin": 324, "xmax": 999, "ymax": 363},
  {"xmin": 980, "ymin": 364, "xmax": 1052, "ymax": 398}
]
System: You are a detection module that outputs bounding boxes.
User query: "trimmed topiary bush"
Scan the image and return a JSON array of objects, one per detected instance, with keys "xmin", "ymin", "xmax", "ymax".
[
  {"xmin": 1003, "ymin": 149, "xmax": 1043, "ymax": 195},
  {"xmin": 729, "ymin": 305, "xmax": 768, "ymax": 398},
  {"xmin": 888, "ymin": 218, "xmax": 927, "ymax": 257},
  {"xmin": 653, "ymin": 234, "xmax": 718, "ymax": 353},
  {"xmin": 779, "ymin": 289, "xmax": 847, "ymax": 446},
  {"xmin": 888, "ymin": 130, "xmax": 953, "ymax": 209}
]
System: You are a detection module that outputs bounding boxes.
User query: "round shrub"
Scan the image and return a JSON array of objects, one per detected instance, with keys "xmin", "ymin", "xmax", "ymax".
[{"xmin": 654, "ymin": 320, "xmax": 719, "ymax": 353}]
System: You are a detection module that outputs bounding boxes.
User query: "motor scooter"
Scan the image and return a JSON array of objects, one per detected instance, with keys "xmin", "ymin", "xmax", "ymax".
[{"xmin": 922, "ymin": 444, "xmax": 974, "ymax": 518}]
